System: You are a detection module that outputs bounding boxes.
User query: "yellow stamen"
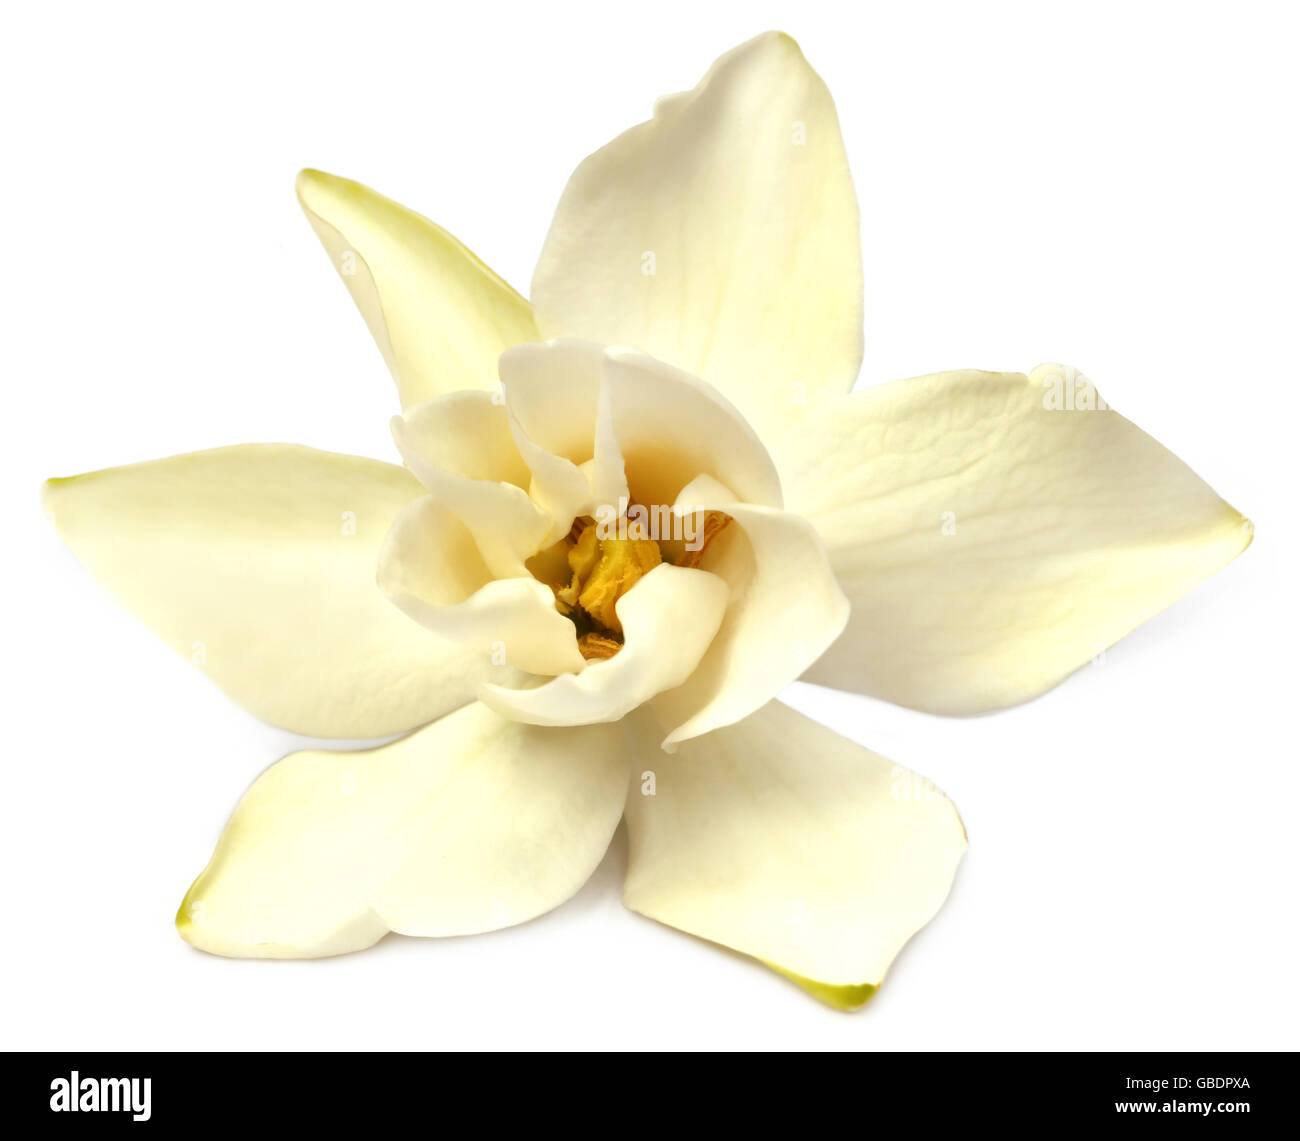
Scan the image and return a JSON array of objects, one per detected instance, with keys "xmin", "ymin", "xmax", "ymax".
[
  {"xmin": 578, "ymin": 632, "xmax": 623, "ymax": 660},
  {"xmin": 568, "ymin": 523, "xmax": 601, "ymax": 582},
  {"xmin": 577, "ymin": 533, "xmax": 661, "ymax": 634},
  {"xmin": 530, "ymin": 511, "xmax": 692, "ymax": 648}
]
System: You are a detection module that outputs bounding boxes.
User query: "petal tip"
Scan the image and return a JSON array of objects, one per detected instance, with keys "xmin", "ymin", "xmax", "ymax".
[
  {"xmin": 294, "ymin": 167, "xmax": 367, "ymax": 225},
  {"xmin": 294, "ymin": 166, "xmax": 335, "ymax": 204},
  {"xmin": 39, "ymin": 476, "xmax": 63, "ymax": 519},
  {"xmin": 1238, "ymin": 514, "xmax": 1256, "ymax": 550},
  {"xmin": 174, "ymin": 889, "xmax": 200, "ymax": 947},
  {"xmin": 758, "ymin": 29, "xmax": 801, "ymax": 53},
  {"xmin": 766, "ymin": 963, "xmax": 880, "ymax": 1011}
]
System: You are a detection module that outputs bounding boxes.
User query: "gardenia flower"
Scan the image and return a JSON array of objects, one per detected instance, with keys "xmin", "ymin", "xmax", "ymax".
[{"xmin": 43, "ymin": 32, "xmax": 1250, "ymax": 1009}]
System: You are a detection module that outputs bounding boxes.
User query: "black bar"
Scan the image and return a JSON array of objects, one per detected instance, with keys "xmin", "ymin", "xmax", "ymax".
[{"xmin": 5, "ymin": 1051, "xmax": 1293, "ymax": 1130}]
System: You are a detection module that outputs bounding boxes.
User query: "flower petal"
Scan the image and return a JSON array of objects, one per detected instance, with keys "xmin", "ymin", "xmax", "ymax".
[
  {"xmin": 178, "ymin": 703, "xmax": 630, "ymax": 957},
  {"xmin": 395, "ymin": 390, "xmax": 530, "ymax": 486},
  {"xmin": 43, "ymin": 445, "xmax": 482, "ymax": 738},
  {"xmin": 653, "ymin": 480, "xmax": 849, "ymax": 748},
  {"xmin": 498, "ymin": 339, "xmax": 605, "ymax": 467},
  {"xmin": 392, "ymin": 409, "xmax": 551, "ymax": 578},
  {"xmin": 497, "ymin": 339, "xmax": 782, "ymax": 519},
  {"xmin": 377, "ymin": 495, "xmax": 586, "ymax": 676},
  {"xmin": 297, "ymin": 168, "xmax": 537, "ymax": 409},
  {"xmin": 498, "ymin": 340, "xmax": 625, "ymax": 536},
  {"xmin": 532, "ymin": 32, "xmax": 862, "ymax": 446},
  {"xmin": 599, "ymin": 347, "xmax": 784, "ymax": 510},
  {"xmin": 479, "ymin": 563, "xmax": 727, "ymax": 726},
  {"xmin": 623, "ymin": 701, "xmax": 966, "ymax": 1004},
  {"xmin": 778, "ymin": 366, "xmax": 1253, "ymax": 714}
]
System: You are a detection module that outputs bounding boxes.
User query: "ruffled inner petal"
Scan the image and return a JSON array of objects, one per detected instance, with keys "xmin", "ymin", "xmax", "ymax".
[
  {"xmin": 378, "ymin": 496, "xmax": 586, "ymax": 676},
  {"xmin": 479, "ymin": 563, "xmax": 727, "ymax": 726}
]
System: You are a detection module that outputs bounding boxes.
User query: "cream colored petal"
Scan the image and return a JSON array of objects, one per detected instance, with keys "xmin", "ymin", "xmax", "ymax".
[
  {"xmin": 508, "ymin": 428, "xmax": 592, "ymax": 546},
  {"xmin": 43, "ymin": 445, "xmax": 481, "ymax": 738},
  {"xmin": 397, "ymin": 390, "xmax": 530, "ymax": 486},
  {"xmin": 532, "ymin": 32, "xmax": 862, "ymax": 446},
  {"xmin": 391, "ymin": 414, "xmax": 551, "ymax": 578},
  {"xmin": 297, "ymin": 168, "xmax": 537, "ymax": 409},
  {"xmin": 498, "ymin": 340, "xmax": 624, "ymax": 538},
  {"xmin": 778, "ymin": 365, "xmax": 1253, "ymax": 714},
  {"xmin": 653, "ymin": 489, "xmax": 849, "ymax": 748},
  {"xmin": 498, "ymin": 339, "xmax": 605, "ymax": 466},
  {"xmin": 623, "ymin": 701, "xmax": 967, "ymax": 1005},
  {"xmin": 377, "ymin": 496, "xmax": 585, "ymax": 677},
  {"xmin": 178, "ymin": 702, "xmax": 630, "ymax": 957},
  {"xmin": 599, "ymin": 347, "xmax": 784, "ymax": 509},
  {"xmin": 479, "ymin": 563, "xmax": 727, "ymax": 726},
  {"xmin": 497, "ymin": 340, "xmax": 782, "ymax": 520}
]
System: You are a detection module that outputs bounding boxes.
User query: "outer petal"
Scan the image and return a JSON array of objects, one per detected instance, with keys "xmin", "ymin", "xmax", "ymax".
[
  {"xmin": 532, "ymin": 32, "xmax": 862, "ymax": 446},
  {"xmin": 178, "ymin": 703, "xmax": 629, "ymax": 957},
  {"xmin": 297, "ymin": 169, "xmax": 538, "ymax": 409},
  {"xmin": 377, "ymin": 496, "xmax": 586, "ymax": 676},
  {"xmin": 624, "ymin": 701, "xmax": 967, "ymax": 1005},
  {"xmin": 653, "ymin": 478, "xmax": 849, "ymax": 748},
  {"xmin": 479, "ymin": 564, "xmax": 727, "ymax": 726},
  {"xmin": 778, "ymin": 366, "xmax": 1253, "ymax": 714},
  {"xmin": 43, "ymin": 445, "xmax": 483, "ymax": 738}
]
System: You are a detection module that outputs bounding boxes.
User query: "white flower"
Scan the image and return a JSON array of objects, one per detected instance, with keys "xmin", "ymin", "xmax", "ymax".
[{"xmin": 42, "ymin": 32, "xmax": 1249, "ymax": 1008}]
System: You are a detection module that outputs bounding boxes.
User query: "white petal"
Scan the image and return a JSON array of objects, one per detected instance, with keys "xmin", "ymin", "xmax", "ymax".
[
  {"xmin": 624, "ymin": 701, "xmax": 967, "ymax": 1006},
  {"xmin": 497, "ymin": 339, "xmax": 782, "ymax": 519},
  {"xmin": 297, "ymin": 169, "xmax": 537, "ymax": 409},
  {"xmin": 498, "ymin": 340, "xmax": 625, "ymax": 538},
  {"xmin": 391, "ymin": 412, "xmax": 551, "ymax": 578},
  {"xmin": 43, "ymin": 445, "xmax": 481, "ymax": 738},
  {"xmin": 396, "ymin": 390, "xmax": 530, "ymax": 486},
  {"xmin": 654, "ymin": 495, "xmax": 849, "ymax": 748},
  {"xmin": 498, "ymin": 339, "xmax": 604, "ymax": 466},
  {"xmin": 178, "ymin": 703, "xmax": 630, "ymax": 957},
  {"xmin": 599, "ymin": 347, "xmax": 784, "ymax": 509},
  {"xmin": 479, "ymin": 564, "xmax": 727, "ymax": 726},
  {"xmin": 377, "ymin": 496, "xmax": 586, "ymax": 676},
  {"xmin": 778, "ymin": 365, "xmax": 1253, "ymax": 714},
  {"xmin": 532, "ymin": 32, "xmax": 862, "ymax": 446}
]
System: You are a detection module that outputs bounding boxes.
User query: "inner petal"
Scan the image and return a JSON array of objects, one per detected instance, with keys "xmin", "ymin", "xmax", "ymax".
[
  {"xmin": 499, "ymin": 340, "xmax": 629, "ymax": 543},
  {"xmin": 392, "ymin": 409, "xmax": 550, "ymax": 579},
  {"xmin": 378, "ymin": 495, "xmax": 586, "ymax": 677},
  {"xmin": 389, "ymin": 341, "xmax": 780, "ymax": 679},
  {"xmin": 479, "ymin": 563, "xmax": 729, "ymax": 727}
]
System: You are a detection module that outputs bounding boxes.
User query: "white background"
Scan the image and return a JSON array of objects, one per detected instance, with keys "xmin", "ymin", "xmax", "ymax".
[{"xmin": 4, "ymin": 0, "xmax": 1297, "ymax": 1051}]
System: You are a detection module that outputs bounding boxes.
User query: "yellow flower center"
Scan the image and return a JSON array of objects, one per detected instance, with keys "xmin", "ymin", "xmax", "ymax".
[
  {"xmin": 573, "ymin": 526, "xmax": 661, "ymax": 633},
  {"xmin": 527, "ymin": 509, "xmax": 732, "ymax": 659}
]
